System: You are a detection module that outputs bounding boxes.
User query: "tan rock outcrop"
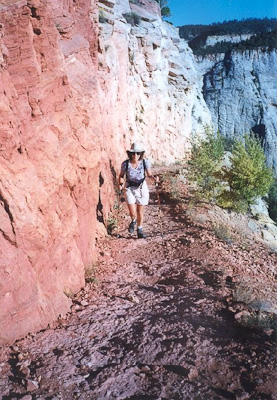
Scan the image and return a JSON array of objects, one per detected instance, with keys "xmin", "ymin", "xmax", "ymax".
[{"xmin": 0, "ymin": 0, "xmax": 210, "ymax": 343}]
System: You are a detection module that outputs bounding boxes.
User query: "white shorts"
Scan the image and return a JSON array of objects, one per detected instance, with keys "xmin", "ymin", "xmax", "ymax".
[{"xmin": 125, "ymin": 180, "xmax": 149, "ymax": 205}]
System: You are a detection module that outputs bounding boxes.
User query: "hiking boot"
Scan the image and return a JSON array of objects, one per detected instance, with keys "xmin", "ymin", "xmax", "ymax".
[
  {"xmin": 128, "ymin": 219, "xmax": 136, "ymax": 234},
  {"xmin": 137, "ymin": 227, "xmax": 146, "ymax": 239}
]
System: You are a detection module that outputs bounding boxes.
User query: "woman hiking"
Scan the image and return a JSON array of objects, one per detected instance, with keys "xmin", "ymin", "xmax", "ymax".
[{"xmin": 118, "ymin": 142, "xmax": 158, "ymax": 238}]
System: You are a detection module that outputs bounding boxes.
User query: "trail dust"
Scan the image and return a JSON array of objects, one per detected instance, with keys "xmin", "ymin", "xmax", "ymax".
[{"xmin": 0, "ymin": 167, "xmax": 276, "ymax": 400}]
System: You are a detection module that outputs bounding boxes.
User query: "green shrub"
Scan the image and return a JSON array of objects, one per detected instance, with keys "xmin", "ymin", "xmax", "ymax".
[
  {"xmin": 123, "ymin": 12, "xmax": 141, "ymax": 26},
  {"xmin": 161, "ymin": 6, "xmax": 171, "ymax": 17},
  {"xmin": 154, "ymin": 0, "xmax": 171, "ymax": 18},
  {"xmin": 225, "ymin": 133, "xmax": 274, "ymax": 209},
  {"xmin": 217, "ymin": 190, "xmax": 249, "ymax": 213},
  {"xmin": 188, "ymin": 131, "xmax": 274, "ymax": 213},
  {"xmin": 222, "ymin": 136, "xmax": 236, "ymax": 152},
  {"xmin": 268, "ymin": 179, "xmax": 277, "ymax": 223},
  {"xmin": 106, "ymin": 197, "xmax": 123, "ymax": 235},
  {"xmin": 188, "ymin": 128, "xmax": 225, "ymax": 201}
]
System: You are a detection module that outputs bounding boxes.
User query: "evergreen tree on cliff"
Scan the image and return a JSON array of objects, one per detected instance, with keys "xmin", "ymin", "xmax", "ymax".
[{"xmin": 155, "ymin": 0, "xmax": 171, "ymax": 17}]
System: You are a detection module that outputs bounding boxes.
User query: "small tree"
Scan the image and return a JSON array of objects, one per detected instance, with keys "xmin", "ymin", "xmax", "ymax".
[
  {"xmin": 188, "ymin": 130, "xmax": 274, "ymax": 213},
  {"xmin": 219, "ymin": 133, "xmax": 274, "ymax": 212},
  {"xmin": 188, "ymin": 128, "xmax": 225, "ymax": 201},
  {"xmin": 230, "ymin": 134, "xmax": 273, "ymax": 200},
  {"xmin": 154, "ymin": 0, "xmax": 171, "ymax": 18}
]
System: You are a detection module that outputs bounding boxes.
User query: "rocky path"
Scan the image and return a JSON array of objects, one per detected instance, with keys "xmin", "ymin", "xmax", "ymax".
[{"xmin": 0, "ymin": 177, "xmax": 276, "ymax": 400}]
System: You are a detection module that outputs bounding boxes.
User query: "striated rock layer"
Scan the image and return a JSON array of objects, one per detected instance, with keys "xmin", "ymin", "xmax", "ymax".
[
  {"xmin": 0, "ymin": 0, "xmax": 103, "ymax": 344},
  {"xmin": 0, "ymin": 0, "xmax": 210, "ymax": 343}
]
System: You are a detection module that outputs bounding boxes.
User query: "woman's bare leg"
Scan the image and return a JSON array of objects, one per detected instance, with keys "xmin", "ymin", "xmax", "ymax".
[
  {"xmin": 127, "ymin": 203, "xmax": 137, "ymax": 221},
  {"xmin": 137, "ymin": 204, "xmax": 144, "ymax": 227}
]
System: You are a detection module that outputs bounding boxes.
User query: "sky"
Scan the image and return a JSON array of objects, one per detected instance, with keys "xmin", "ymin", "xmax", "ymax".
[{"xmin": 167, "ymin": 0, "xmax": 277, "ymax": 26}]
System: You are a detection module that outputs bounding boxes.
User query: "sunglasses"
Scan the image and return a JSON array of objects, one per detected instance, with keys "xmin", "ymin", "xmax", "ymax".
[{"xmin": 132, "ymin": 152, "xmax": 141, "ymax": 155}]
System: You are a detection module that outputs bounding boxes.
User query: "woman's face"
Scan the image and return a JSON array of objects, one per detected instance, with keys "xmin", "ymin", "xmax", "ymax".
[{"xmin": 131, "ymin": 152, "xmax": 141, "ymax": 160}]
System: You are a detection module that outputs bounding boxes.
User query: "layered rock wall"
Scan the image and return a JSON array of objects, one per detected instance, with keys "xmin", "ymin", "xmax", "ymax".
[
  {"xmin": 0, "ymin": 0, "xmax": 210, "ymax": 343},
  {"xmin": 0, "ymin": 0, "xmax": 105, "ymax": 343}
]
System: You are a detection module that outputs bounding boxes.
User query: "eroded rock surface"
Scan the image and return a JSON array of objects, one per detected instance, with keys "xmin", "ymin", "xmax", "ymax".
[{"xmin": 0, "ymin": 176, "xmax": 275, "ymax": 399}]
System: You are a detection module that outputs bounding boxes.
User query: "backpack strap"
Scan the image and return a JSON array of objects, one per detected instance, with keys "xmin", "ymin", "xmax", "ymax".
[
  {"xmin": 126, "ymin": 159, "xmax": 129, "ymax": 177},
  {"xmin": 143, "ymin": 159, "xmax": 146, "ymax": 177}
]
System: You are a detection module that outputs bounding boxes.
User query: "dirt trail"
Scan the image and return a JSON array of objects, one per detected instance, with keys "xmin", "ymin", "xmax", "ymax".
[{"xmin": 0, "ymin": 172, "xmax": 276, "ymax": 400}]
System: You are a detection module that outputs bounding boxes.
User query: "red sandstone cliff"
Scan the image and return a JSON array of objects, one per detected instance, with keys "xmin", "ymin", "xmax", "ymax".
[
  {"xmin": 0, "ymin": 0, "xmax": 106, "ymax": 343},
  {"xmin": 0, "ymin": 0, "xmax": 210, "ymax": 343}
]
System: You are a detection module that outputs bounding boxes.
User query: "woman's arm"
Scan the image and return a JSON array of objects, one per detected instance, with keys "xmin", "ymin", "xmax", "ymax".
[
  {"xmin": 118, "ymin": 160, "xmax": 127, "ymax": 191},
  {"xmin": 118, "ymin": 170, "xmax": 125, "ymax": 189},
  {"xmin": 146, "ymin": 168, "xmax": 159, "ymax": 183}
]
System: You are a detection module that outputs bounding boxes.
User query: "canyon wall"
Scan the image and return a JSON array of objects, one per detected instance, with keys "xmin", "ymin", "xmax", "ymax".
[
  {"xmin": 197, "ymin": 48, "xmax": 277, "ymax": 171},
  {"xmin": 0, "ymin": 0, "xmax": 210, "ymax": 343}
]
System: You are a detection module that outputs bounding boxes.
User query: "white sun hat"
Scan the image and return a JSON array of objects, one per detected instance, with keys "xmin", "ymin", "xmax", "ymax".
[{"xmin": 128, "ymin": 142, "xmax": 145, "ymax": 153}]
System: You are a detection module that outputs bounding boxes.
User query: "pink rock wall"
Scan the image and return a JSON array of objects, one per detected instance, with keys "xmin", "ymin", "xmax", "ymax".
[{"xmin": 0, "ymin": 0, "xmax": 115, "ymax": 344}]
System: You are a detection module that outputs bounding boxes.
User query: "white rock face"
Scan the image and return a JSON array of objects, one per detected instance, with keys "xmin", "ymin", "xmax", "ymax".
[
  {"xmin": 197, "ymin": 49, "xmax": 277, "ymax": 171},
  {"xmin": 97, "ymin": 0, "xmax": 211, "ymax": 164},
  {"xmin": 205, "ymin": 34, "xmax": 254, "ymax": 47},
  {"xmin": 196, "ymin": 53, "xmax": 225, "ymax": 75}
]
